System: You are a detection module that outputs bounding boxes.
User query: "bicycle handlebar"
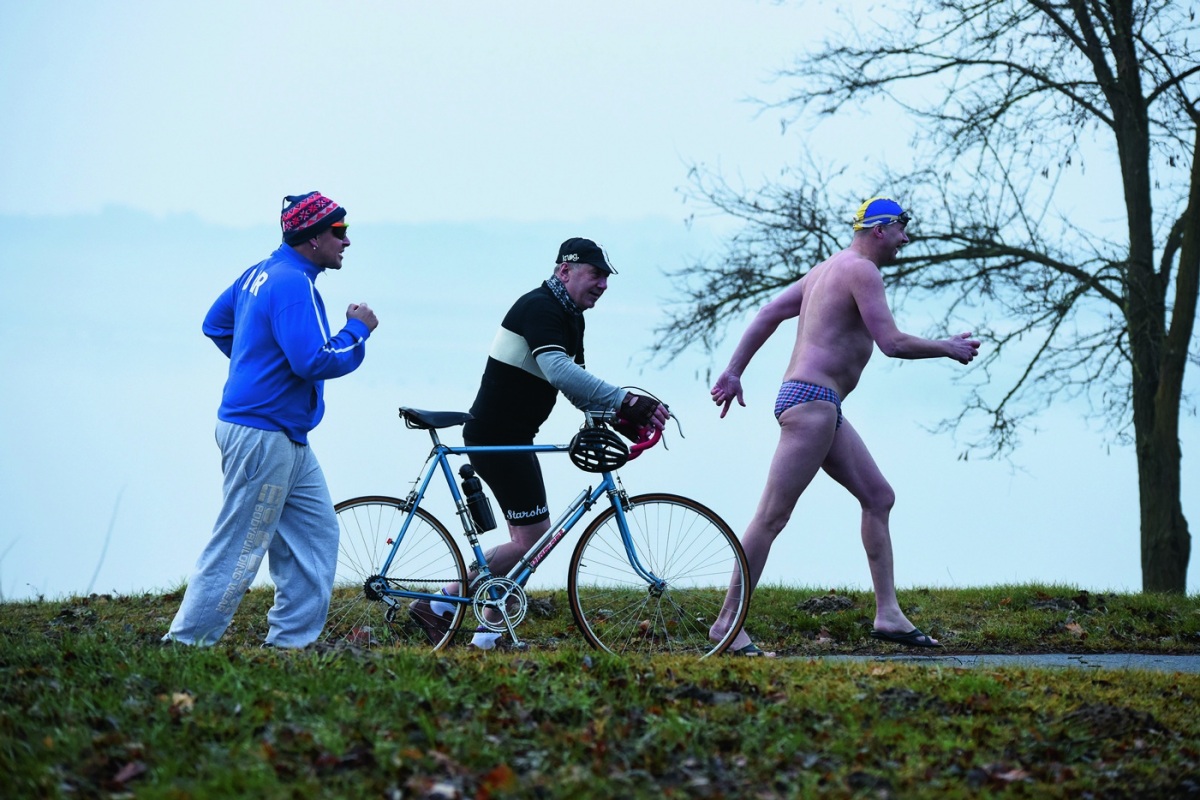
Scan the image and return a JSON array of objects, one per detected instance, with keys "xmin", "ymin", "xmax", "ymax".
[
  {"xmin": 581, "ymin": 409, "xmax": 665, "ymax": 462},
  {"xmin": 584, "ymin": 389, "xmax": 673, "ymax": 463},
  {"xmin": 626, "ymin": 424, "xmax": 662, "ymax": 461}
]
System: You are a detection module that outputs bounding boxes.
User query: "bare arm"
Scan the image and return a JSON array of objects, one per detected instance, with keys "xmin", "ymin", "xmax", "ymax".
[
  {"xmin": 710, "ymin": 279, "xmax": 806, "ymax": 417},
  {"xmin": 851, "ymin": 265, "xmax": 979, "ymax": 364}
]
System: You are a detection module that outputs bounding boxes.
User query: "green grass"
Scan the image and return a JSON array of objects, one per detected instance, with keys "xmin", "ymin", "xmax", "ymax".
[
  {"xmin": 740, "ymin": 583, "xmax": 1200, "ymax": 655},
  {"xmin": 3, "ymin": 584, "xmax": 1199, "ymax": 798}
]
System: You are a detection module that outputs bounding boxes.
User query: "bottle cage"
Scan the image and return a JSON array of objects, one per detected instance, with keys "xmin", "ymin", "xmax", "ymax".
[{"xmin": 568, "ymin": 425, "xmax": 630, "ymax": 473}]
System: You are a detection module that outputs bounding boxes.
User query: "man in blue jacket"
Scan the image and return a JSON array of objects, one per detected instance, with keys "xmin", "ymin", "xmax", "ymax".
[{"xmin": 165, "ymin": 191, "xmax": 379, "ymax": 648}]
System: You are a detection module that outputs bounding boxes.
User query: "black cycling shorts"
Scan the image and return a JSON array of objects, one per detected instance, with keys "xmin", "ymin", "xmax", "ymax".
[{"xmin": 464, "ymin": 440, "xmax": 550, "ymax": 526}]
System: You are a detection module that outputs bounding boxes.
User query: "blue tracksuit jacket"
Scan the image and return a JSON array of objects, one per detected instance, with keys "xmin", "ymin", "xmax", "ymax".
[{"xmin": 203, "ymin": 244, "xmax": 370, "ymax": 444}]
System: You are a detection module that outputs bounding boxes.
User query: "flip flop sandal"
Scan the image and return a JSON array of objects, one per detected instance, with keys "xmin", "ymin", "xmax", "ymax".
[
  {"xmin": 729, "ymin": 642, "xmax": 777, "ymax": 657},
  {"xmin": 869, "ymin": 628, "xmax": 943, "ymax": 648}
]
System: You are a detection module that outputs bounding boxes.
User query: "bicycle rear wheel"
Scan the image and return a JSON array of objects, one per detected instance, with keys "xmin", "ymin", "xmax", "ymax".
[
  {"xmin": 567, "ymin": 493, "xmax": 749, "ymax": 658},
  {"xmin": 323, "ymin": 495, "xmax": 467, "ymax": 651}
]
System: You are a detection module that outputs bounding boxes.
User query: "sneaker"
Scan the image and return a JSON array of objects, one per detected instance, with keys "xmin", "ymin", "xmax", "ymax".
[
  {"xmin": 469, "ymin": 626, "xmax": 524, "ymax": 652},
  {"xmin": 409, "ymin": 598, "xmax": 454, "ymax": 645},
  {"xmin": 470, "ymin": 626, "xmax": 502, "ymax": 650}
]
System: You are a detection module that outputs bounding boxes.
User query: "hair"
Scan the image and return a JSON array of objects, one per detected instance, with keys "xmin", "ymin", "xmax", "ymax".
[{"xmin": 551, "ymin": 261, "xmax": 591, "ymax": 279}]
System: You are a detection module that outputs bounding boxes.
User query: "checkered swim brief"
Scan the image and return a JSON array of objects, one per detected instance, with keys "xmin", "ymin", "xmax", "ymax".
[{"xmin": 774, "ymin": 380, "xmax": 843, "ymax": 428}]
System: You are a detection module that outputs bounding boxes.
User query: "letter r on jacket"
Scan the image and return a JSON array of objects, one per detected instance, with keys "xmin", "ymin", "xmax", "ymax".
[{"xmin": 248, "ymin": 271, "xmax": 269, "ymax": 296}]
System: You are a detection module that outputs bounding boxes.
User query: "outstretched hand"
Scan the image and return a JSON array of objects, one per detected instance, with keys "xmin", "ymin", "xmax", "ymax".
[
  {"xmin": 710, "ymin": 371, "xmax": 746, "ymax": 418},
  {"xmin": 947, "ymin": 332, "xmax": 980, "ymax": 364}
]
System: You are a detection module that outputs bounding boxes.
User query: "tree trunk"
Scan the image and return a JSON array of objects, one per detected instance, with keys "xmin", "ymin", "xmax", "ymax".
[
  {"xmin": 1139, "ymin": 124, "xmax": 1200, "ymax": 593},
  {"xmin": 1104, "ymin": 9, "xmax": 1193, "ymax": 592},
  {"xmin": 1136, "ymin": 402, "xmax": 1190, "ymax": 593},
  {"xmin": 1127, "ymin": 244, "xmax": 1188, "ymax": 592}
]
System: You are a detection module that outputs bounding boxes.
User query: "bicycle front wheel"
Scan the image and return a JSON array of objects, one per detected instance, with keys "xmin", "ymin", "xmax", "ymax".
[
  {"xmin": 567, "ymin": 493, "xmax": 749, "ymax": 658},
  {"xmin": 323, "ymin": 496, "xmax": 467, "ymax": 650}
]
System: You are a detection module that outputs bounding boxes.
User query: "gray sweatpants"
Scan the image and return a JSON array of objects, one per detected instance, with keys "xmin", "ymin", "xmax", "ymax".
[{"xmin": 165, "ymin": 421, "xmax": 339, "ymax": 647}]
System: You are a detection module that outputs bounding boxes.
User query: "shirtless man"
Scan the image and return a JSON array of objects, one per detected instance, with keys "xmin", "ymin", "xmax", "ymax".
[{"xmin": 708, "ymin": 197, "xmax": 980, "ymax": 655}]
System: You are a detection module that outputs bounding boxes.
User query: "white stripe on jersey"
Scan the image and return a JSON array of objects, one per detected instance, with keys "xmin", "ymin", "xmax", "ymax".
[{"xmin": 489, "ymin": 327, "xmax": 561, "ymax": 380}]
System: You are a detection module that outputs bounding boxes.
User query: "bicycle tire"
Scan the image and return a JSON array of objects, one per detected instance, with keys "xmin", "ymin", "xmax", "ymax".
[
  {"xmin": 323, "ymin": 495, "xmax": 467, "ymax": 651},
  {"xmin": 567, "ymin": 493, "xmax": 749, "ymax": 658}
]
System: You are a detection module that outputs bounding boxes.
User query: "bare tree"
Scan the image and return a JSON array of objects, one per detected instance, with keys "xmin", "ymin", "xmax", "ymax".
[{"xmin": 656, "ymin": 1, "xmax": 1200, "ymax": 592}]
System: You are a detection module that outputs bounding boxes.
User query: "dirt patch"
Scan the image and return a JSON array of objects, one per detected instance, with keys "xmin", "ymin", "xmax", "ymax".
[{"xmin": 798, "ymin": 594, "xmax": 856, "ymax": 615}]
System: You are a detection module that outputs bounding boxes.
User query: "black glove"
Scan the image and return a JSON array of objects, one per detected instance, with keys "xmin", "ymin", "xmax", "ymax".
[
  {"xmin": 615, "ymin": 391, "xmax": 663, "ymax": 440},
  {"xmin": 612, "ymin": 416, "xmax": 643, "ymax": 442}
]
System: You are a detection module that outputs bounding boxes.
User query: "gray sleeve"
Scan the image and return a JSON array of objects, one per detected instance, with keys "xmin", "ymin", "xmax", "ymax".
[{"xmin": 536, "ymin": 350, "xmax": 627, "ymax": 412}]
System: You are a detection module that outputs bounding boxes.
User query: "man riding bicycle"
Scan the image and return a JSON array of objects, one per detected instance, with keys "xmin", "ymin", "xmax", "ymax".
[{"xmin": 414, "ymin": 237, "xmax": 669, "ymax": 649}]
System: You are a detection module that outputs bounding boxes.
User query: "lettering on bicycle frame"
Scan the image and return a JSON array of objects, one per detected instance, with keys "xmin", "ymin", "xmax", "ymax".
[{"xmin": 529, "ymin": 527, "xmax": 568, "ymax": 570}]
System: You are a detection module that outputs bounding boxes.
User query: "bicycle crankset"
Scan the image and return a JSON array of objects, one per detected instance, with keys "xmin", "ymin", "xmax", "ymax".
[{"xmin": 471, "ymin": 577, "xmax": 528, "ymax": 632}]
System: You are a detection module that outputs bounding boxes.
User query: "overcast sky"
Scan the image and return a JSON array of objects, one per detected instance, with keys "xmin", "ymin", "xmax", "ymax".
[
  {"xmin": 2, "ymin": 1, "xmax": 1196, "ymax": 602},
  {"xmin": 3, "ymin": 1, "xmax": 836, "ymax": 225}
]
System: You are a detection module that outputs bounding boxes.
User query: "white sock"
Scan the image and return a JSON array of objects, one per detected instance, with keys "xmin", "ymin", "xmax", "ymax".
[
  {"xmin": 471, "ymin": 629, "xmax": 501, "ymax": 650},
  {"xmin": 429, "ymin": 588, "xmax": 454, "ymax": 618}
]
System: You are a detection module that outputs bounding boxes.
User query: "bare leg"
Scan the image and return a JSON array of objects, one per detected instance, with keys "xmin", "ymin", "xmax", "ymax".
[
  {"xmin": 480, "ymin": 519, "xmax": 551, "ymax": 579},
  {"xmin": 821, "ymin": 418, "xmax": 936, "ymax": 644},
  {"xmin": 710, "ymin": 402, "xmax": 838, "ymax": 649},
  {"xmin": 432, "ymin": 515, "xmax": 552, "ymax": 647},
  {"xmin": 447, "ymin": 518, "xmax": 549, "ymax": 614}
]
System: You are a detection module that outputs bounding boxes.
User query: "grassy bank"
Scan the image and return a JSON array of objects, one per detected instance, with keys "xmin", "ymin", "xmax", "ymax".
[{"xmin": 3, "ymin": 585, "xmax": 1198, "ymax": 798}]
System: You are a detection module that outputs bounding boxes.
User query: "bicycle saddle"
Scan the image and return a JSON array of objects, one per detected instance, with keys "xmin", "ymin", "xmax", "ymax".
[{"xmin": 399, "ymin": 407, "xmax": 473, "ymax": 430}]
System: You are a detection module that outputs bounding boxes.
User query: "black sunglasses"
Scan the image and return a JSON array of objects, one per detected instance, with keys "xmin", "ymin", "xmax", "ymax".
[{"xmin": 330, "ymin": 224, "xmax": 349, "ymax": 240}]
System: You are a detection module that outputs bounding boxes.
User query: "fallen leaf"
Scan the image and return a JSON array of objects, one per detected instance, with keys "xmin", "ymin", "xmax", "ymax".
[
  {"xmin": 966, "ymin": 693, "xmax": 993, "ymax": 712},
  {"xmin": 112, "ymin": 761, "xmax": 147, "ymax": 785},
  {"xmin": 994, "ymin": 767, "xmax": 1030, "ymax": 783},
  {"xmin": 169, "ymin": 692, "xmax": 195, "ymax": 714},
  {"xmin": 481, "ymin": 763, "xmax": 517, "ymax": 793},
  {"xmin": 347, "ymin": 626, "xmax": 375, "ymax": 646}
]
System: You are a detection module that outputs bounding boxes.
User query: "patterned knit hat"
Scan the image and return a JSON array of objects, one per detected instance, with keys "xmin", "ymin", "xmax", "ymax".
[{"xmin": 281, "ymin": 192, "xmax": 347, "ymax": 244}]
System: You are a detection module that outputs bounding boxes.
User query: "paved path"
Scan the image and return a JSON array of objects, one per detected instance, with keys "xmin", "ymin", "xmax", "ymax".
[{"xmin": 812, "ymin": 653, "xmax": 1200, "ymax": 673}]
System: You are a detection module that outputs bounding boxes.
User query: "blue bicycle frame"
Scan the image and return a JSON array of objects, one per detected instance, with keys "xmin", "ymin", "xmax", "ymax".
[{"xmin": 370, "ymin": 430, "xmax": 665, "ymax": 622}]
